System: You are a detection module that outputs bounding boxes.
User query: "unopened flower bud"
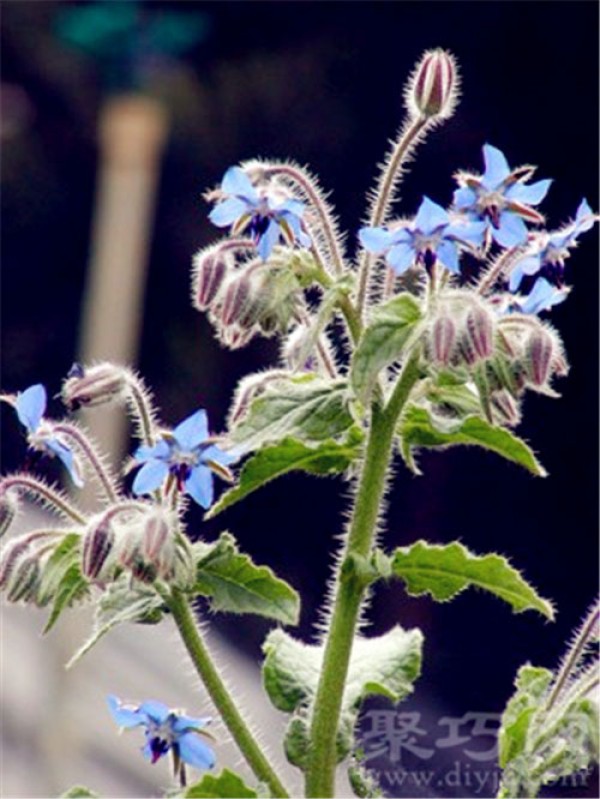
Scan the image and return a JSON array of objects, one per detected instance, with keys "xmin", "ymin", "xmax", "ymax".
[
  {"xmin": 6, "ymin": 555, "xmax": 40, "ymax": 602},
  {"xmin": 432, "ymin": 316, "xmax": 456, "ymax": 365},
  {"xmin": 491, "ymin": 390, "xmax": 521, "ymax": 427},
  {"xmin": 82, "ymin": 518, "xmax": 115, "ymax": 580},
  {"xmin": 457, "ymin": 334, "xmax": 478, "ymax": 366},
  {"xmin": 220, "ymin": 274, "xmax": 252, "ymax": 327},
  {"xmin": 466, "ymin": 307, "xmax": 494, "ymax": 360},
  {"xmin": 525, "ymin": 329, "xmax": 555, "ymax": 386},
  {"xmin": 62, "ymin": 362, "xmax": 127, "ymax": 411},
  {"xmin": 193, "ymin": 249, "xmax": 228, "ymax": 310},
  {"xmin": 141, "ymin": 512, "xmax": 175, "ymax": 580},
  {"xmin": 409, "ymin": 49, "xmax": 457, "ymax": 120},
  {"xmin": 0, "ymin": 531, "xmax": 49, "ymax": 590}
]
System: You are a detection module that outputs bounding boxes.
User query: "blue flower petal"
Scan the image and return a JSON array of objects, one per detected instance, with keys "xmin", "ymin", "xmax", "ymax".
[
  {"xmin": 173, "ymin": 409, "xmax": 209, "ymax": 450},
  {"xmin": 508, "ymin": 255, "xmax": 542, "ymax": 292},
  {"xmin": 453, "ymin": 187, "xmax": 477, "ymax": 209},
  {"xmin": 135, "ymin": 440, "xmax": 171, "ymax": 463},
  {"xmin": 505, "ymin": 179, "xmax": 552, "ymax": 206},
  {"xmin": 574, "ymin": 198, "xmax": 597, "ymax": 233},
  {"xmin": 387, "ymin": 242, "xmax": 415, "ymax": 274},
  {"xmin": 221, "ymin": 166, "xmax": 258, "ymax": 202},
  {"xmin": 132, "ymin": 460, "xmax": 170, "ymax": 496},
  {"xmin": 138, "ymin": 699, "xmax": 170, "ymax": 724},
  {"xmin": 359, "ymin": 226, "xmax": 393, "ymax": 253},
  {"xmin": 445, "ymin": 220, "xmax": 486, "ymax": 246},
  {"xmin": 482, "ymin": 144, "xmax": 511, "ymax": 189},
  {"xmin": 202, "ymin": 444, "xmax": 238, "ymax": 467},
  {"xmin": 279, "ymin": 198, "xmax": 305, "ymax": 218},
  {"xmin": 492, "ymin": 212, "xmax": 528, "ymax": 248},
  {"xmin": 257, "ymin": 219, "xmax": 281, "ymax": 260},
  {"xmin": 16, "ymin": 384, "xmax": 47, "ymax": 432},
  {"xmin": 209, "ymin": 197, "xmax": 252, "ymax": 227},
  {"xmin": 436, "ymin": 240, "xmax": 460, "ymax": 273},
  {"xmin": 177, "ymin": 731, "xmax": 216, "ymax": 770},
  {"xmin": 171, "ymin": 714, "xmax": 212, "ymax": 734},
  {"xmin": 414, "ymin": 196, "xmax": 449, "ymax": 235},
  {"xmin": 45, "ymin": 439, "xmax": 83, "ymax": 488},
  {"xmin": 520, "ymin": 277, "xmax": 567, "ymax": 315},
  {"xmin": 107, "ymin": 695, "xmax": 148, "ymax": 729},
  {"xmin": 185, "ymin": 465, "xmax": 214, "ymax": 509}
]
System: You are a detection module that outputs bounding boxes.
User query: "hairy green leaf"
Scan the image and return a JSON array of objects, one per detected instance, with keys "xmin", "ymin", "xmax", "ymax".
[
  {"xmin": 230, "ymin": 376, "xmax": 355, "ymax": 453},
  {"xmin": 351, "ymin": 293, "xmax": 422, "ymax": 402},
  {"xmin": 192, "ymin": 532, "xmax": 299, "ymax": 625},
  {"xmin": 67, "ymin": 577, "xmax": 165, "ymax": 667},
  {"xmin": 391, "ymin": 540, "xmax": 554, "ymax": 619},
  {"xmin": 37, "ymin": 532, "xmax": 81, "ymax": 606},
  {"xmin": 43, "ymin": 563, "xmax": 89, "ymax": 634},
  {"xmin": 184, "ymin": 769, "xmax": 258, "ymax": 798},
  {"xmin": 208, "ymin": 430, "xmax": 363, "ymax": 518},
  {"xmin": 398, "ymin": 405, "xmax": 546, "ymax": 476}
]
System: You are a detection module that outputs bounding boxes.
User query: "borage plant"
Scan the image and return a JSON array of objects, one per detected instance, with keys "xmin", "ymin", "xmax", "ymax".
[{"xmin": 1, "ymin": 49, "xmax": 598, "ymax": 799}]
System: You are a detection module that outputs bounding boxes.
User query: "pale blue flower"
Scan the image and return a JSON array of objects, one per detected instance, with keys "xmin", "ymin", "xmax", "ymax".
[
  {"xmin": 107, "ymin": 695, "xmax": 215, "ymax": 770},
  {"xmin": 132, "ymin": 409, "xmax": 235, "ymax": 509},
  {"xmin": 14, "ymin": 384, "xmax": 83, "ymax": 486},
  {"xmin": 511, "ymin": 277, "xmax": 569, "ymax": 315},
  {"xmin": 509, "ymin": 199, "xmax": 598, "ymax": 291},
  {"xmin": 454, "ymin": 144, "xmax": 552, "ymax": 248},
  {"xmin": 359, "ymin": 196, "xmax": 485, "ymax": 275},
  {"xmin": 209, "ymin": 166, "xmax": 311, "ymax": 260}
]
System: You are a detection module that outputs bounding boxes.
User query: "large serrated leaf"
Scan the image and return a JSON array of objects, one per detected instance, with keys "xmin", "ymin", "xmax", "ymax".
[
  {"xmin": 262, "ymin": 625, "xmax": 422, "ymax": 716},
  {"xmin": 67, "ymin": 577, "xmax": 165, "ymax": 667},
  {"xmin": 230, "ymin": 376, "xmax": 355, "ymax": 453},
  {"xmin": 351, "ymin": 293, "xmax": 422, "ymax": 402},
  {"xmin": 398, "ymin": 405, "xmax": 546, "ymax": 476},
  {"xmin": 208, "ymin": 429, "xmax": 363, "ymax": 518},
  {"xmin": 391, "ymin": 540, "xmax": 554, "ymax": 619},
  {"xmin": 192, "ymin": 532, "xmax": 299, "ymax": 625},
  {"xmin": 184, "ymin": 769, "xmax": 258, "ymax": 798}
]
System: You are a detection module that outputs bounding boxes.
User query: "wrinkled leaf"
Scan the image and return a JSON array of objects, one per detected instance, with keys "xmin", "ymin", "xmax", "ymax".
[
  {"xmin": 67, "ymin": 577, "xmax": 165, "ymax": 667},
  {"xmin": 184, "ymin": 769, "xmax": 258, "ymax": 798},
  {"xmin": 351, "ymin": 293, "xmax": 422, "ymax": 402},
  {"xmin": 208, "ymin": 429, "xmax": 363, "ymax": 518},
  {"xmin": 398, "ymin": 405, "xmax": 546, "ymax": 476},
  {"xmin": 499, "ymin": 666, "xmax": 553, "ymax": 769},
  {"xmin": 192, "ymin": 532, "xmax": 299, "ymax": 625},
  {"xmin": 230, "ymin": 376, "xmax": 355, "ymax": 453},
  {"xmin": 392, "ymin": 540, "xmax": 554, "ymax": 619}
]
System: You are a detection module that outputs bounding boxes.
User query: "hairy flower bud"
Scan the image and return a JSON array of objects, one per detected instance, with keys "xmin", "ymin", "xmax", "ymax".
[
  {"xmin": 192, "ymin": 248, "xmax": 228, "ymax": 310},
  {"xmin": 491, "ymin": 390, "xmax": 521, "ymax": 427},
  {"xmin": 0, "ymin": 490, "xmax": 19, "ymax": 539},
  {"xmin": 116, "ymin": 510, "xmax": 177, "ymax": 583},
  {"xmin": 6, "ymin": 555, "xmax": 40, "ymax": 603},
  {"xmin": 219, "ymin": 274, "xmax": 252, "ymax": 327},
  {"xmin": 525, "ymin": 329, "xmax": 555, "ymax": 386},
  {"xmin": 466, "ymin": 307, "xmax": 494, "ymax": 360},
  {"xmin": 409, "ymin": 49, "xmax": 458, "ymax": 120},
  {"xmin": 432, "ymin": 316, "xmax": 456, "ymax": 365},
  {"xmin": 82, "ymin": 518, "xmax": 115, "ymax": 581},
  {"xmin": 62, "ymin": 362, "xmax": 127, "ymax": 411}
]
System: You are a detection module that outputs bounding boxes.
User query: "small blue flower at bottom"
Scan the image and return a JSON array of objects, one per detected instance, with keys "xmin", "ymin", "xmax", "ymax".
[
  {"xmin": 132, "ymin": 409, "xmax": 236, "ymax": 509},
  {"xmin": 107, "ymin": 695, "xmax": 216, "ymax": 771},
  {"xmin": 14, "ymin": 384, "xmax": 83, "ymax": 487}
]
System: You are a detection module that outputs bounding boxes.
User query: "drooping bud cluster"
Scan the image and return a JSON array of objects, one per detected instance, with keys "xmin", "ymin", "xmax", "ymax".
[
  {"xmin": 62, "ymin": 362, "xmax": 128, "ymax": 411},
  {"xmin": 407, "ymin": 49, "xmax": 458, "ymax": 121},
  {"xmin": 426, "ymin": 291, "xmax": 496, "ymax": 369},
  {"xmin": 0, "ymin": 530, "xmax": 60, "ymax": 604}
]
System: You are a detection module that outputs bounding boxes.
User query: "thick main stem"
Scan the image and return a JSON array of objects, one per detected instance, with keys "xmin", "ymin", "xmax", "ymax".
[
  {"xmin": 168, "ymin": 589, "xmax": 290, "ymax": 798},
  {"xmin": 305, "ymin": 352, "xmax": 421, "ymax": 798}
]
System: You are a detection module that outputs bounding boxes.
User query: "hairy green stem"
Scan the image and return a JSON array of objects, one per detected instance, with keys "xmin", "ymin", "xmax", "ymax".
[
  {"xmin": 305, "ymin": 351, "xmax": 421, "ymax": 797},
  {"xmin": 167, "ymin": 588, "xmax": 290, "ymax": 798}
]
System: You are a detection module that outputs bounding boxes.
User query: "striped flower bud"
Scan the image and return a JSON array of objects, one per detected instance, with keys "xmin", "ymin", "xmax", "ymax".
[
  {"xmin": 525, "ymin": 329, "xmax": 555, "ymax": 386},
  {"xmin": 466, "ymin": 307, "xmax": 494, "ymax": 360},
  {"xmin": 6, "ymin": 555, "xmax": 40, "ymax": 603},
  {"xmin": 409, "ymin": 49, "xmax": 458, "ymax": 120},
  {"xmin": 141, "ymin": 512, "xmax": 175, "ymax": 580},
  {"xmin": 491, "ymin": 390, "xmax": 521, "ymax": 427},
  {"xmin": 0, "ymin": 531, "xmax": 50, "ymax": 590},
  {"xmin": 0, "ymin": 490, "xmax": 19, "ymax": 539},
  {"xmin": 62, "ymin": 362, "xmax": 127, "ymax": 411},
  {"xmin": 82, "ymin": 518, "xmax": 115, "ymax": 581},
  {"xmin": 193, "ymin": 249, "xmax": 228, "ymax": 310},
  {"xmin": 219, "ymin": 274, "xmax": 252, "ymax": 327},
  {"xmin": 432, "ymin": 316, "xmax": 456, "ymax": 365}
]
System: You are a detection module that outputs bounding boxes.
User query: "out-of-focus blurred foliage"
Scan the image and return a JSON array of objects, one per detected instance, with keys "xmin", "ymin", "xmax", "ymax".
[{"xmin": 1, "ymin": 4, "xmax": 598, "ymax": 783}]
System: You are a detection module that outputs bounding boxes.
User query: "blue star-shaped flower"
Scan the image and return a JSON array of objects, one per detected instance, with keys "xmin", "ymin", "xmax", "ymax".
[
  {"xmin": 454, "ymin": 144, "xmax": 552, "ymax": 248},
  {"xmin": 509, "ymin": 199, "xmax": 598, "ymax": 291},
  {"xmin": 131, "ymin": 409, "xmax": 235, "ymax": 509},
  {"xmin": 107, "ymin": 695, "xmax": 215, "ymax": 770},
  {"xmin": 14, "ymin": 384, "xmax": 83, "ymax": 486},
  {"xmin": 208, "ymin": 166, "xmax": 311, "ymax": 260},
  {"xmin": 510, "ymin": 277, "xmax": 569, "ymax": 316},
  {"xmin": 359, "ymin": 196, "xmax": 485, "ymax": 275}
]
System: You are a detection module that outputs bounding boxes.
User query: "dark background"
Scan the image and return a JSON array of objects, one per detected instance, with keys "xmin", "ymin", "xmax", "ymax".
[{"xmin": 1, "ymin": 2, "xmax": 598, "ymax": 796}]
